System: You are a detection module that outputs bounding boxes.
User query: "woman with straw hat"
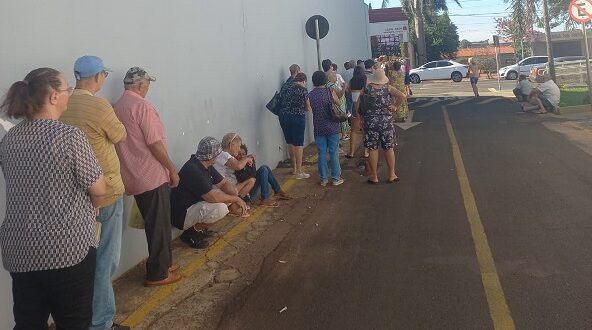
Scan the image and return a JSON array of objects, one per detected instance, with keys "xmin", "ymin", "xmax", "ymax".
[{"xmin": 356, "ymin": 68, "xmax": 406, "ymax": 184}]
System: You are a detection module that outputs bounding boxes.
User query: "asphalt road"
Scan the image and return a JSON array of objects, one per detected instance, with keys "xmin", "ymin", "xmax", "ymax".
[
  {"xmin": 411, "ymin": 78, "xmax": 517, "ymax": 97},
  {"xmin": 217, "ymin": 97, "xmax": 592, "ymax": 329}
]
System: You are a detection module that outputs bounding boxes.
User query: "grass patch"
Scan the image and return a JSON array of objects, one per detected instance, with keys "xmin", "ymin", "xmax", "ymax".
[{"xmin": 560, "ymin": 87, "xmax": 589, "ymax": 107}]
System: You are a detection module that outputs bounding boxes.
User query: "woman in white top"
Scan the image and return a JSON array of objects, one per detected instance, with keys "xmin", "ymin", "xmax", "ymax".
[{"xmin": 214, "ymin": 133, "xmax": 256, "ymax": 205}]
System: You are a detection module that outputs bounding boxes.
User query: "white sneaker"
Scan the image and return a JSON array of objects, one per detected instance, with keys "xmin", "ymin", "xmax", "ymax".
[
  {"xmin": 295, "ymin": 172, "xmax": 310, "ymax": 179},
  {"xmin": 331, "ymin": 178, "xmax": 345, "ymax": 186},
  {"xmin": 320, "ymin": 180, "xmax": 328, "ymax": 186}
]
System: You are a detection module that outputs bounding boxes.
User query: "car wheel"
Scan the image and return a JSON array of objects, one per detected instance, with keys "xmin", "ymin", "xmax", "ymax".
[
  {"xmin": 451, "ymin": 71, "xmax": 463, "ymax": 82},
  {"xmin": 506, "ymin": 71, "xmax": 518, "ymax": 80},
  {"xmin": 410, "ymin": 74, "xmax": 421, "ymax": 84}
]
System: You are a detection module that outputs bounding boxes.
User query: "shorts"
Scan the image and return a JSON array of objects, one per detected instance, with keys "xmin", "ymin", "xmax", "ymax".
[
  {"xmin": 470, "ymin": 77, "xmax": 479, "ymax": 85},
  {"xmin": 404, "ymin": 74, "xmax": 411, "ymax": 85},
  {"xmin": 539, "ymin": 95, "xmax": 555, "ymax": 111},
  {"xmin": 182, "ymin": 202, "xmax": 229, "ymax": 230},
  {"xmin": 279, "ymin": 113, "xmax": 305, "ymax": 146},
  {"xmin": 363, "ymin": 116, "xmax": 396, "ymax": 150}
]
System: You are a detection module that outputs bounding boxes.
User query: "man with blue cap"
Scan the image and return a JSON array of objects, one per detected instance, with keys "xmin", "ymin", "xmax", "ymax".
[{"xmin": 60, "ymin": 55, "xmax": 129, "ymax": 330}]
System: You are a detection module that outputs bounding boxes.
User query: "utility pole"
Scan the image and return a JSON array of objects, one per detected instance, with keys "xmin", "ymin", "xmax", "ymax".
[{"xmin": 542, "ymin": 0, "xmax": 556, "ymax": 81}]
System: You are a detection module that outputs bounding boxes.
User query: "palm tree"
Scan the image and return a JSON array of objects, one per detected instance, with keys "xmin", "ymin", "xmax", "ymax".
[
  {"xmin": 382, "ymin": 0, "xmax": 390, "ymax": 8},
  {"xmin": 400, "ymin": 0, "xmax": 461, "ymax": 65}
]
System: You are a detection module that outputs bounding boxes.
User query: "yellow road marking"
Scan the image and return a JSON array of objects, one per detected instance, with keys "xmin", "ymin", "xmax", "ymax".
[
  {"xmin": 443, "ymin": 106, "xmax": 515, "ymax": 330},
  {"xmin": 122, "ymin": 156, "xmax": 316, "ymax": 327}
]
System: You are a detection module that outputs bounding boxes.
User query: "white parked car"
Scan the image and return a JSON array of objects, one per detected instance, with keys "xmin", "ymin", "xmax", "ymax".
[
  {"xmin": 498, "ymin": 56, "xmax": 548, "ymax": 80},
  {"xmin": 409, "ymin": 60, "xmax": 468, "ymax": 84}
]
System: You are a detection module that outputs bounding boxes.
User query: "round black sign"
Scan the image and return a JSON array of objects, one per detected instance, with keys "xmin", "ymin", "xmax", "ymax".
[{"xmin": 305, "ymin": 15, "xmax": 329, "ymax": 40}]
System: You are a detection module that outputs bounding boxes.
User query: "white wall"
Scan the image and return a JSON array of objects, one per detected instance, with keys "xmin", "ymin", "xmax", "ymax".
[{"xmin": 0, "ymin": 0, "xmax": 370, "ymax": 327}]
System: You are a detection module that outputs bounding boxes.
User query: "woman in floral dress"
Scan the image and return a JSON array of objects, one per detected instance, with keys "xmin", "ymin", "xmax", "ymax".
[{"xmin": 387, "ymin": 60, "xmax": 409, "ymax": 122}]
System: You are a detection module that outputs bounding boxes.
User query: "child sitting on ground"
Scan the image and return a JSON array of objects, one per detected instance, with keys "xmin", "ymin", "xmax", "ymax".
[{"xmin": 235, "ymin": 144, "xmax": 292, "ymax": 207}]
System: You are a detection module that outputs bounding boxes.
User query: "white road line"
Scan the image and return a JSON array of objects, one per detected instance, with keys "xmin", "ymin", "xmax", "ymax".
[
  {"xmin": 448, "ymin": 97, "xmax": 473, "ymax": 106},
  {"xmin": 476, "ymin": 97, "xmax": 502, "ymax": 105}
]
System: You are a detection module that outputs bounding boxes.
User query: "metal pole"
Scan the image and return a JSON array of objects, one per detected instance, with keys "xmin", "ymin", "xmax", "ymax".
[
  {"xmin": 582, "ymin": 22, "xmax": 592, "ymax": 108},
  {"xmin": 495, "ymin": 45, "xmax": 501, "ymax": 91},
  {"xmin": 521, "ymin": 39, "xmax": 525, "ymax": 59},
  {"xmin": 315, "ymin": 18, "xmax": 322, "ymax": 71}
]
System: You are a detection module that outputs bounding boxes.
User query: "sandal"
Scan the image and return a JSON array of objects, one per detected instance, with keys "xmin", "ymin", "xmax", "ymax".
[
  {"xmin": 367, "ymin": 179, "xmax": 379, "ymax": 185},
  {"xmin": 387, "ymin": 177, "xmax": 400, "ymax": 183},
  {"xmin": 275, "ymin": 191, "xmax": 293, "ymax": 200},
  {"xmin": 259, "ymin": 198, "xmax": 279, "ymax": 208},
  {"xmin": 229, "ymin": 212, "xmax": 250, "ymax": 218},
  {"xmin": 345, "ymin": 154, "xmax": 354, "ymax": 159}
]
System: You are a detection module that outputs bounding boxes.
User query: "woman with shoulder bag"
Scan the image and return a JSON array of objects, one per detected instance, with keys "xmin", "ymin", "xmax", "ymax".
[
  {"xmin": 309, "ymin": 71, "xmax": 345, "ymax": 187},
  {"xmin": 356, "ymin": 68, "xmax": 406, "ymax": 184}
]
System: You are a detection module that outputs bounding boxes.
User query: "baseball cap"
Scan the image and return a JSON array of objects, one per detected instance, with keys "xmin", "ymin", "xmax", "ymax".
[
  {"xmin": 195, "ymin": 136, "xmax": 222, "ymax": 161},
  {"xmin": 123, "ymin": 67, "xmax": 156, "ymax": 84},
  {"xmin": 74, "ymin": 55, "xmax": 112, "ymax": 80}
]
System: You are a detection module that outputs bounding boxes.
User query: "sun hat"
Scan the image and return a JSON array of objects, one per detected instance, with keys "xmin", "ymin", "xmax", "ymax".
[
  {"xmin": 366, "ymin": 68, "xmax": 390, "ymax": 85},
  {"xmin": 123, "ymin": 67, "xmax": 157, "ymax": 84},
  {"xmin": 195, "ymin": 136, "xmax": 222, "ymax": 161},
  {"xmin": 74, "ymin": 55, "xmax": 112, "ymax": 79}
]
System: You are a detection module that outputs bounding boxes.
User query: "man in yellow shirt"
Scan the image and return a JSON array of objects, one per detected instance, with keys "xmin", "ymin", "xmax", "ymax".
[{"xmin": 60, "ymin": 55, "xmax": 129, "ymax": 330}]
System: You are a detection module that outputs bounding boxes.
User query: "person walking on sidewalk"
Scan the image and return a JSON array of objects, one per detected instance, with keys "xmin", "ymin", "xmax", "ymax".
[
  {"xmin": 114, "ymin": 67, "xmax": 181, "ymax": 287},
  {"xmin": 171, "ymin": 137, "xmax": 250, "ymax": 249},
  {"xmin": 468, "ymin": 57, "xmax": 481, "ymax": 97},
  {"xmin": 278, "ymin": 72, "xmax": 311, "ymax": 179},
  {"xmin": 358, "ymin": 68, "xmax": 406, "ymax": 184},
  {"xmin": 309, "ymin": 71, "xmax": 345, "ymax": 187},
  {"xmin": 60, "ymin": 56, "xmax": 129, "ymax": 330},
  {"xmin": 0, "ymin": 68, "xmax": 106, "ymax": 329}
]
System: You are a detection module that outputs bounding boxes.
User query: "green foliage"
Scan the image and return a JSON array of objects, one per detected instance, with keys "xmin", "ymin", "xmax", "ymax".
[
  {"xmin": 459, "ymin": 39, "xmax": 472, "ymax": 48},
  {"xmin": 424, "ymin": 13, "xmax": 460, "ymax": 61}
]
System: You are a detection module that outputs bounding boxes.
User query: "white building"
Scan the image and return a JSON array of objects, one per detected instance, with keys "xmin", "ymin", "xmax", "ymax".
[{"xmin": 0, "ymin": 0, "xmax": 371, "ymax": 327}]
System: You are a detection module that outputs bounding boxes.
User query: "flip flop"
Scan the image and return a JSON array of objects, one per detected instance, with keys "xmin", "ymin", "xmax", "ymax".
[
  {"xmin": 229, "ymin": 212, "xmax": 250, "ymax": 218},
  {"xmin": 387, "ymin": 177, "xmax": 400, "ymax": 183},
  {"xmin": 367, "ymin": 179, "xmax": 379, "ymax": 185}
]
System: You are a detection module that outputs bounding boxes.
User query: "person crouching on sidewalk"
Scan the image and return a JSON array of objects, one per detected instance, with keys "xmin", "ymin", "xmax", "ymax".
[
  {"xmin": 171, "ymin": 137, "xmax": 250, "ymax": 249},
  {"xmin": 235, "ymin": 144, "xmax": 292, "ymax": 207}
]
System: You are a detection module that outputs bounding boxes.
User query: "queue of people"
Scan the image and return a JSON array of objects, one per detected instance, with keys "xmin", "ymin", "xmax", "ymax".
[{"xmin": 0, "ymin": 55, "xmax": 407, "ymax": 329}]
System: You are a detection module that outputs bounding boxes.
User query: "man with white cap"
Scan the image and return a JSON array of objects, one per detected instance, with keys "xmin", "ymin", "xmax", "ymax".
[
  {"xmin": 170, "ymin": 136, "xmax": 249, "ymax": 249},
  {"xmin": 114, "ymin": 67, "xmax": 181, "ymax": 287},
  {"xmin": 60, "ymin": 55, "xmax": 129, "ymax": 330}
]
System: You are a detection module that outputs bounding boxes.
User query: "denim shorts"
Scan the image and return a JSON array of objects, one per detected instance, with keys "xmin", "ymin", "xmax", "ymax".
[
  {"xmin": 279, "ymin": 113, "xmax": 305, "ymax": 146},
  {"xmin": 470, "ymin": 77, "xmax": 479, "ymax": 85}
]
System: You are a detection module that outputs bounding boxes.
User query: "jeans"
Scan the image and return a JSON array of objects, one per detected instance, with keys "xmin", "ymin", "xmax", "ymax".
[
  {"xmin": 91, "ymin": 197, "xmax": 124, "ymax": 330},
  {"xmin": 11, "ymin": 248, "xmax": 96, "ymax": 330},
  {"xmin": 250, "ymin": 165, "xmax": 282, "ymax": 200},
  {"xmin": 315, "ymin": 134, "xmax": 341, "ymax": 182}
]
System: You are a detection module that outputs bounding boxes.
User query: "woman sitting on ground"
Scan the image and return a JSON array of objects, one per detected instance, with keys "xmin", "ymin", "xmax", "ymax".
[
  {"xmin": 235, "ymin": 144, "xmax": 292, "ymax": 207},
  {"xmin": 356, "ymin": 68, "xmax": 406, "ymax": 184},
  {"xmin": 214, "ymin": 133, "xmax": 256, "ymax": 210},
  {"xmin": 309, "ymin": 71, "xmax": 345, "ymax": 186}
]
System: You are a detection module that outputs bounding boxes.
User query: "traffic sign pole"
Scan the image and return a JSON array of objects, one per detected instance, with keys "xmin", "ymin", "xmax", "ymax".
[
  {"xmin": 315, "ymin": 18, "xmax": 321, "ymax": 71},
  {"xmin": 582, "ymin": 22, "xmax": 592, "ymax": 107}
]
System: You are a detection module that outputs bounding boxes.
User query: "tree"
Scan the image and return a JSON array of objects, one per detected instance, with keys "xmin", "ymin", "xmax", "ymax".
[
  {"xmin": 459, "ymin": 39, "xmax": 473, "ymax": 48},
  {"xmin": 382, "ymin": 0, "xmax": 389, "ymax": 8},
  {"xmin": 424, "ymin": 13, "xmax": 460, "ymax": 61},
  {"xmin": 495, "ymin": 16, "xmax": 533, "ymax": 59},
  {"xmin": 401, "ymin": 0, "xmax": 461, "ymax": 65}
]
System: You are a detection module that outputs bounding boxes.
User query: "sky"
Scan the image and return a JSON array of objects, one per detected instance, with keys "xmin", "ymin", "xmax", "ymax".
[{"xmin": 364, "ymin": 0, "xmax": 563, "ymax": 43}]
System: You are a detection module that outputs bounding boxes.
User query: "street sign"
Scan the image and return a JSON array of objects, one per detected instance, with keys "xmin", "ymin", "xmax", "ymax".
[
  {"xmin": 305, "ymin": 15, "xmax": 329, "ymax": 40},
  {"xmin": 569, "ymin": 0, "xmax": 592, "ymax": 24}
]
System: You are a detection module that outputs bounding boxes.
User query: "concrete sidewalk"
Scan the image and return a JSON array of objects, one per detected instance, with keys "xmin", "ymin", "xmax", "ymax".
[{"xmin": 112, "ymin": 137, "xmax": 364, "ymax": 329}]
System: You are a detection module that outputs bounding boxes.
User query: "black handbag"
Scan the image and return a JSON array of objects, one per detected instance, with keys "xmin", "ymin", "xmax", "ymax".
[
  {"xmin": 358, "ymin": 88, "xmax": 376, "ymax": 116},
  {"xmin": 328, "ymin": 89, "xmax": 350, "ymax": 122},
  {"xmin": 266, "ymin": 91, "xmax": 281, "ymax": 116}
]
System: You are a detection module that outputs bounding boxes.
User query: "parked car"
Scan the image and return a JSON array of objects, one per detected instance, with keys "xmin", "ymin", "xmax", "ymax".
[
  {"xmin": 409, "ymin": 60, "xmax": 468, "ymax": 84},
  {"xmin": 498, "ymin": 56, "xmax": 548, "ymax": 80}
]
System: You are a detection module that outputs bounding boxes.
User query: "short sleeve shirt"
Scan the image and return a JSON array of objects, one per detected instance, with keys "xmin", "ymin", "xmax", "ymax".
[
  {"xmin": 114, "ymin": 90, "xmax": 169, "ymax": 195},
  {"xmin": 309, "ymin": 87, "xmax": 340, "ymax": 136},
  {"xmin": 61, "ymin": 89, "xmax": 126, "ymax": 207},
  {"xmin": 517, "ymin": 80, "xmax": 533, "ymax": 96},
  {"xmin": 537, "ymin": 80, "xmax": 561, "ymax": 106},
  {"xmin": 0, "ymin": 119, "xmax": 101, "ymax": 273},
  {"xmin": 170, "ymin": 156, "xmax": 223, "ymax": 230},
  {"xmin": 280, "ymin": 84, "xmax": 309, "ymax": 116},
  {"xmin": 214, "ymin": 151, "xmax": 238, "ymax": 183}
]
